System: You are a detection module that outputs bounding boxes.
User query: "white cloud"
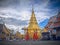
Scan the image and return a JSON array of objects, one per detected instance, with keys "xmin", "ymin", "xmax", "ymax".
[
  {"xmin": 19, "ymin": 10, "xmax": 31, "ymax": 20},
  {"xmin": 0, "ymin": 0, "xmax": 57, "ymax": 34},
  {"xmin": 35, "ymin": 9, "xmax": 51, "ymax": 23},
  {"xmin": 0, "ymin": 7, "xmax": 51, "ymax": 32}
]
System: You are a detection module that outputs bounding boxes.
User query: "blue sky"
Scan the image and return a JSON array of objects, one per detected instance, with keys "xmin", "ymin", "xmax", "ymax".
[
  {"xmin": 0, "ymin": 0, "xmax": 60, "ymax": 34},
  {"xmin": 39, "ymin": 19, "xmax": 49, "ymax": 29}
]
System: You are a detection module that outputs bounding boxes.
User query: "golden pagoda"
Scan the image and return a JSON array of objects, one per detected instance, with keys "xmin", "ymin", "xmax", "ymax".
[{"xmin": 23, "ymin": 8, "xmax": 41, "ymax": 39}]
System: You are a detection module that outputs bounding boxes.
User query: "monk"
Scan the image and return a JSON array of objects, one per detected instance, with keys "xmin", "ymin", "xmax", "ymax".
[{"xmin": 33, "ymin": 31, "xmax": 38, "ymax": 40}]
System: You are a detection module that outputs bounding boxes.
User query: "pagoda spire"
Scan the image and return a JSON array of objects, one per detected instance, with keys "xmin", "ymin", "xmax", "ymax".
[
  {"xmin": 29, "ymin": 6, "xmax": 37, "ymax": 26},
  {"xmin": 27, "ymin": 5, "xmax": 41, "ymax": 30}
]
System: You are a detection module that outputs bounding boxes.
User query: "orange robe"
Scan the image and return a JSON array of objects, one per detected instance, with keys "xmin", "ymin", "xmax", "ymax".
[
  {"xmin": 33, "ymin": 32, "xmax": 38, "ymax": 40},
  {"xmin": 25, "ymin": 32, "xmax": 29, "ymax": 40}
]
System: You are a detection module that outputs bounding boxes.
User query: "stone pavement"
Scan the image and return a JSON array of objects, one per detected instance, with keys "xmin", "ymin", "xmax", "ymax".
[{"xmin": 0, "ymin": 40, "xmax": 60, "ymax": 45}]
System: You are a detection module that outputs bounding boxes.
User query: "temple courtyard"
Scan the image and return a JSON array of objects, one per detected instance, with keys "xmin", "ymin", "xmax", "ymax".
[{"xmin": 0, "ymin": 40, "xmax": 60, "ymax": 45}]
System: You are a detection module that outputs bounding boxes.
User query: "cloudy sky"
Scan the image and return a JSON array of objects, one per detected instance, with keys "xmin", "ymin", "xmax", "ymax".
[{"xmin": 0, "ymin": 0, "xmax": 60, "ymax": 34}]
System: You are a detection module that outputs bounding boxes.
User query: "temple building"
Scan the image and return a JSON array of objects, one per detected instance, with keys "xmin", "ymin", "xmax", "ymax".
[
  {"xmin": 15, "ymin": 31, "xmax": 24, "ymax": 40},
  {"xmin": 45, "ymin": 12, "xmax": 60, "ymax": 40},
  {"xmin": 0, "ymin": 18, "xmax": 10, "ymax": 40},
  {"xmin": 22, "ymin": 8, "xmax": 41, "ymax": 40},
  {"xmin": 41, "ymin": 28, "xmax": 50, "ymax": 40},
  {"xmin": 52, "ymin": 12, "xmax": 60, "ymax": 40}
]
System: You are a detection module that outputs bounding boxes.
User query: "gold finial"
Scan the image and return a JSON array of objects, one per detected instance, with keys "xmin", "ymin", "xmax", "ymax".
[{"xmin": 32, "ymin": 4, "xmax": 34, "ymax": 12}]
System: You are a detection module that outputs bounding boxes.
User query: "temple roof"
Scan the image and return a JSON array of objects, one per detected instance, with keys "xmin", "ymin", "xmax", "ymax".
[
  {"xmin": 45, "ymin": 12, "xmax": 60, "ymax": 29},
  {"xmin": 0, "ymin": 24, "xmax": 10, "ymax": 34},
  {"xmin": 42, "ymin": 28, "xmax": 48, "ymax": 32}
]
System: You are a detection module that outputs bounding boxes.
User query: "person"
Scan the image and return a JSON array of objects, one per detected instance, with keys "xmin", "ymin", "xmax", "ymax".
[
  {"xmin": 25, "ymin": 31, "xmax": 29, "ymax": 40},
  {"xmin": 33, "ymin": 30, "xmax": 38, "ymax": 40}
]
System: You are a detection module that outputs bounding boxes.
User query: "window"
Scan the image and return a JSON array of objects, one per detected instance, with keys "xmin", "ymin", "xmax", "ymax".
[{"xmin": 52, "ymin": 30, "xmax": 56, "ymax": 34}]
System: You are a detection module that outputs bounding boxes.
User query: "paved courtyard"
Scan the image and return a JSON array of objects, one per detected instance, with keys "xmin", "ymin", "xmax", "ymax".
[{"xmin": 0, "ymin": 40, "xmax": 60, "ymax": 45}]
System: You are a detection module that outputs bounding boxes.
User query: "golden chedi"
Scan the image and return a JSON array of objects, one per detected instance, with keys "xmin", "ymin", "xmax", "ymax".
[{"xmin": 23, "ymin": 8, "xmax": 42, "ymax": 39}]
